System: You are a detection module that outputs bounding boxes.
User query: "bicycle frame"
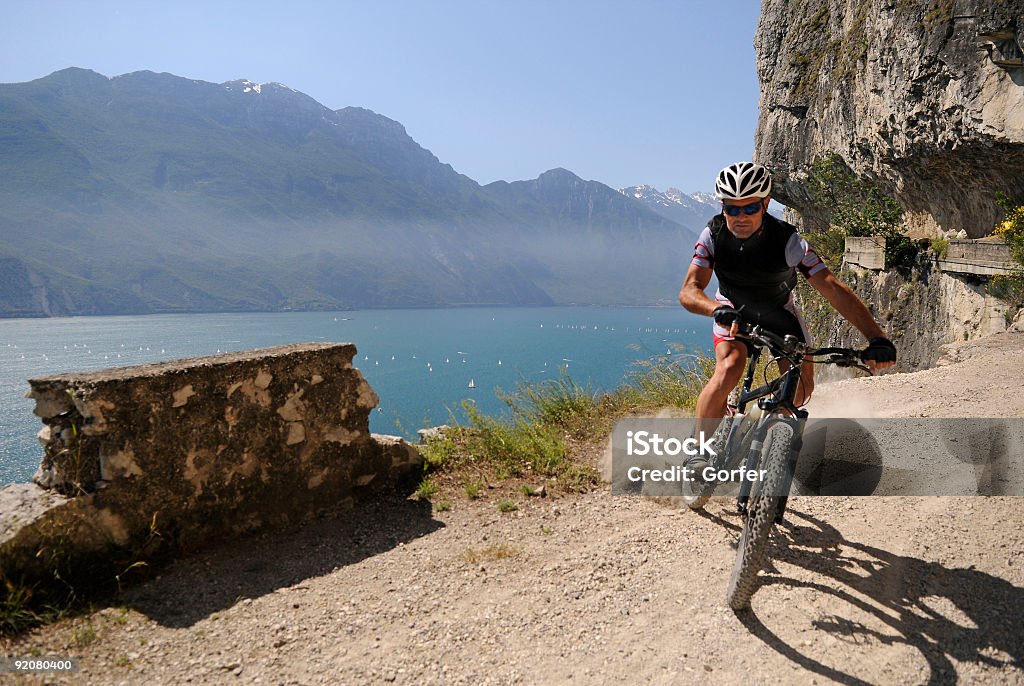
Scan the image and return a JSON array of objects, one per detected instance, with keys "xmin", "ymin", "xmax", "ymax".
[{"xmin": 715, "ymin": 333, "xmax": 812, "ymax": 519}]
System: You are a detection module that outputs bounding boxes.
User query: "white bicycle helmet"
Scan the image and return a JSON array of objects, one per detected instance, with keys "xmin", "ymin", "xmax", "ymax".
[{"xmin": 714, "ymin": 162, "xmax": 772, "ymax": 200}]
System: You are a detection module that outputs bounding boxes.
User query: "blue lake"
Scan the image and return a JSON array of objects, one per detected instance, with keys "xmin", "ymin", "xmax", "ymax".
[{"xmin": 0, "ymin": 306, "xmax": 710, "ymax": 485}]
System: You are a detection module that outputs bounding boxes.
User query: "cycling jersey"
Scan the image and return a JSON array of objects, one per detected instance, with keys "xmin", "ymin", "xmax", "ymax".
[{"xmin": 690, "ymin": 213, "xmax": 827, "ymax": 348}]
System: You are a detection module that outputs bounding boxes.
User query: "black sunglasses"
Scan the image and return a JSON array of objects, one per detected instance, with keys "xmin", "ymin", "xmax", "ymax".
[{"xmin": 722, "ymin": 201, "xmax": 764, "ymax": 217}]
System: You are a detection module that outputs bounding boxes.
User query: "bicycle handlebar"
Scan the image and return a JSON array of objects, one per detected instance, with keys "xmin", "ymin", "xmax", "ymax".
[{"xmin": 730, "ymin": 323, "xmax": 872, "ymax": 373}]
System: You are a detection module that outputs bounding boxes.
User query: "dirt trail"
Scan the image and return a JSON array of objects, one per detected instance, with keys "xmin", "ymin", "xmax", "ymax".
[{"xmin": 6, "ymin": 332, "xmax": 1024, "ymax": 685}]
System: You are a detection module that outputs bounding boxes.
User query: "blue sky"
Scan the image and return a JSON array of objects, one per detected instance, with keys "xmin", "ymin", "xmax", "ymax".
[{"xmin": 1, "ymin": 1, "xmax": 763, "ymax": 193}]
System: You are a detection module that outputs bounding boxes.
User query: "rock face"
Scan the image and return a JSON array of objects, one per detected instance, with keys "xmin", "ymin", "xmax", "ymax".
[
  {"xmin": 798, "ymin": 264, "xmax": 1011, "ymax": 371},
  {"xmin": 755, "ymin": 0, "xmax": 1024, "ymax": 236}
]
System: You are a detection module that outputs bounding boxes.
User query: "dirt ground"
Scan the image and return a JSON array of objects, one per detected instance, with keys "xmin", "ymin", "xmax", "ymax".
[{"xmin": 4, "ymin": 331, "xmax": 1024, "ymax": 685}]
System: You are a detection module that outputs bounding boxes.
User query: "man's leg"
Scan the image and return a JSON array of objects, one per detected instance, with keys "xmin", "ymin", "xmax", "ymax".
[
  {"xmin": 688, "ymin": 340, "xmax": 748, "ymax": 479},
  {"xmin": 696, "ymin": 339, "xmax": 748, "ymax": 431}
]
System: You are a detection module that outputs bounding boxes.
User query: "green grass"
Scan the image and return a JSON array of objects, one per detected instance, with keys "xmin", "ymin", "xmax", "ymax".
[
  {"xmin": 417, "ymin": 353, "xmax": 715, "ymax": 495},
  {"xmin": 414, "ymin": 477, "xmax": 439, "ymax": 502},
  {"xmin": 1, "ymin": 582, "xmax": 50, "ymax": 635},
  {"xmin": 497, "ymin": 500, "xmax": 518, "ymax": 513},
  {"xmin": 71, "ymin": 622, "xmax": 99, "ymax": 647},
  {"xmin": 463, "ymin": 480, "xmax": 485, "ymax": 500}
]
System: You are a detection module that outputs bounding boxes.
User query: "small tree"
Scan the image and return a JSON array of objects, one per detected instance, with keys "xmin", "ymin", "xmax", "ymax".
[{"xmin": 806, "ymin": 154, "xmax": 913, "ymax": 267}]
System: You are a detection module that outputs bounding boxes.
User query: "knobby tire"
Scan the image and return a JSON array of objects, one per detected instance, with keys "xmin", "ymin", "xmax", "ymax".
[
  {"xmin": 725, "ymin": 422, "xmax": 793, "ymax": 610},
  {"xmin": 683, "ymin": 413, "xmax": 753, "ymax": 511}
]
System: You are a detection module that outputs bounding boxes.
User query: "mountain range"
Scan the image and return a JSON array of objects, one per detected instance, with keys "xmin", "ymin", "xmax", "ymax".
[
  {"xmin": 0, "ymin": 68, "xmax": 718, "ymax": 317},
  {"xmin": 618, "ymin": 185, "xmax": 720, "ymax": 232}
]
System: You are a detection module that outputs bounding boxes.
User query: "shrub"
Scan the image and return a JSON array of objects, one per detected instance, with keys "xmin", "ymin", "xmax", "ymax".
[
  {"xmin": 987, "ymin": 271, "xmax": 1024, "ymax": 307},
  {"xmin": 806, "ymin": 154, "xmax": 915, "ymax": 269},
  {"xmin": 986, "ymin": 194, "xmax": 1024, "ymax": 308},
  {"xmin": 414, "ymin": 477, "xmax": 438, "ymax": 501},
  {"xmin": 806, "ymin": 155, "xmax": 903, "ymax": 238},
  {"xmin": 804, "ymin": 226, "xmax": 846, "ymax": 268},
  {"xmin": 930, "ymin": 237, "xmax": 949, "ymax": 259},
  {"xmin": 993, "ymin": 194, "xmax": 1024, "ymax": 265}
]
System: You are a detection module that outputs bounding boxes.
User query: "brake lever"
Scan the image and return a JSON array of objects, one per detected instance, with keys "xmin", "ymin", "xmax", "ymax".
[{"xmin": 824, "ymin": 353, "xmax": 873, "ymax": 375}]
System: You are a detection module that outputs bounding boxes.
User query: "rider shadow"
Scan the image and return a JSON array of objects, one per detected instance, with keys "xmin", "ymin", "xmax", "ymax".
[{"xmin": 735, "ymin": 509, "xmax": 1023, "ymax": 685}]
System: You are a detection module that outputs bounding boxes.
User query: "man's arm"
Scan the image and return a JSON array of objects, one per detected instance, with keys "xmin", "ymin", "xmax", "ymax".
[
  {"xmin": 678, "ymin": 263, "xmax": 719, "ymax": 316},
  {"xmin": 806, "ymin": 268, "xmax": 886, "ymax": 341},
  {"xmin": 806, "ymin": 268, "xmax": 896, "ymax": 372}
]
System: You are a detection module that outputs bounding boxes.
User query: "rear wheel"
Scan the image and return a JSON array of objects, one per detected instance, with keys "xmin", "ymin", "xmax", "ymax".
[
  {"xmin": 681, "ymin": 416, "xmax": 733, "ymax": 510},
  {"xmin": 725, "ymin": 422, "xmax": 792, "ymax": 610},
  {"xmin": 684, "ymin": 413, "xmax": 753, "ymax": 511}
]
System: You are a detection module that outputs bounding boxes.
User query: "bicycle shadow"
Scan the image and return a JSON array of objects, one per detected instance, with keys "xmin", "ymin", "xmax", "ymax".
[{"xmin": 731, "ymin": 508, "xmax": 1023, "ymax": 685}]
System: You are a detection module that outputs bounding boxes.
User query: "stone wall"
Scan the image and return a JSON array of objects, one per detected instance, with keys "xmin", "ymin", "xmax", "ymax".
[{"xmin": 0, "ymin": 343, "xmax": 421, "ymax": 596}]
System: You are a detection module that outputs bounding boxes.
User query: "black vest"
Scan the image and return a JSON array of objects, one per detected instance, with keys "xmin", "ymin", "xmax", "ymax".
[{"xmin": 709, "ymin": 213, "xmax": 798, "ymax": 314}]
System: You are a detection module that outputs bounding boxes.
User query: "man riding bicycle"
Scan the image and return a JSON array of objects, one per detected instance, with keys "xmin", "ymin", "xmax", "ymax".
[{"xmin": 678, "ymin": 161, "xmax": 897, "ymax": 476}]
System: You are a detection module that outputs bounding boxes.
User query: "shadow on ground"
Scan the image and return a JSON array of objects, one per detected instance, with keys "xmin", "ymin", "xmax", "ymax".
[
  {"xmin": 117, "ymin": 493, "xmax": 441, "ymax": 628},
  {"xmin": 724, "ymin": 508, "xmax": 1024, "ymax": 685}
]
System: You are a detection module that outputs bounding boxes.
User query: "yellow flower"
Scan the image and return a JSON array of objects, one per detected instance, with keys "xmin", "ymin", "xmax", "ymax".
[{"xmin": 993, "ymin": 205, "xmax": 1024, "ymax": 240}]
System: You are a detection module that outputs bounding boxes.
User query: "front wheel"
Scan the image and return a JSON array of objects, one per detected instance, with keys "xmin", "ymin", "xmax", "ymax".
[{"xmin": 725, "ymin": 422, "xmax": 792, "ymax": 610}]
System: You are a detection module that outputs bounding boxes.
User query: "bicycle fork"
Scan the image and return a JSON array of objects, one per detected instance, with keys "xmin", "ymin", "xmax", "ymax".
[{"xmin": 736, "ymin": 413, "xmax": 807, "ymax": 518}]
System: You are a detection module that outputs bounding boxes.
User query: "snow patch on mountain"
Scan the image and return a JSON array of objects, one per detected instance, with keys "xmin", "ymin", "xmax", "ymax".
[
  {"xmin": 619, "ymin": 185, "xmax": 718, "ymax": 212},
  {"xmin": 223, "ymin": 79, "xmax": 300, "ymax": 95}
]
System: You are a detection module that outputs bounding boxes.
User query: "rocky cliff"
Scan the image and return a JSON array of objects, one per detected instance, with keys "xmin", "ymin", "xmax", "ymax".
[
  {"xmin": 755, "ymin": 0, "xmax": 1024, "ymax": 236},
  {"xmin": 797, "ymin": 262, "xmax": 1014, "ymax": 371}
]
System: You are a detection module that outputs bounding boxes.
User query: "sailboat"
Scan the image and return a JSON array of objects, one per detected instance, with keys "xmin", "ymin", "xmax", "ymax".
[{"xmin": 467, "ymin": 378, "xmax": 476, "ymax": 389}]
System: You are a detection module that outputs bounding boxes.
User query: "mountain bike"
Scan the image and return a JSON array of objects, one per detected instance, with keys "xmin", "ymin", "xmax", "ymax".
[{"xmin": 682, "ymin": 323, "xmax": 872, "ymax": 609}]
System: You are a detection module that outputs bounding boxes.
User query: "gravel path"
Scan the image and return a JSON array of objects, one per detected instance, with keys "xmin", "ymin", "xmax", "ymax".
[{"xmin": 5, "ymin": 332, "xmax": 1024, "ymax": 685}]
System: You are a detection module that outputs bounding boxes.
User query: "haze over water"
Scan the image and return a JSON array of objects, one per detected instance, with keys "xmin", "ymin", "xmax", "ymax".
[{"xmin": 0, "ymin": 307, "xmax": 709, "ymax": 484}]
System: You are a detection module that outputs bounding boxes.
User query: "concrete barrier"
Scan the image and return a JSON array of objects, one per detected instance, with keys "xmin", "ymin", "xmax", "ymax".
[
  {"xmin": 936, "ymin": 240, "xmax": 1016, "ymax": 276},
  {"xmin": 843, "ymin": 236, "xmax": 1016, "ymax": 276},
  {"xmin": 843, "ymin": 236, "xmax": 887, "ymax": 270}
]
